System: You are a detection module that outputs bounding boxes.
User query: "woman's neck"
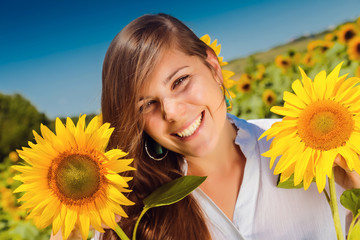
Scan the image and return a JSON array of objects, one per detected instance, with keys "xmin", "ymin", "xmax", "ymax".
[{"xmin": 186, "ymin": 119, "xmax": 243, "ymax": 177}]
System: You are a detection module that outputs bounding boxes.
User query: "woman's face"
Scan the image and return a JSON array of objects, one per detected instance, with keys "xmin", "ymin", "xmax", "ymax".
[{"xmin": 139, "ymin": 48, "xmax": 227, "ymax": 158}]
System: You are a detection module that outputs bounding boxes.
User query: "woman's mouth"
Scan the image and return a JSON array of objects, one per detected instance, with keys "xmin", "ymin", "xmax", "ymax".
[{"xmin": 175, "ymin": 111, "xmax": 204, "ymax": 138}]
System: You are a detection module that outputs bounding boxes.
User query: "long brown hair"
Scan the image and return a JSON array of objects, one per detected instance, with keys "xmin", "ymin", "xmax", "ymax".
[{"xmin": 101, "ymin": 13, "xmax": 214, "ymax": 240}]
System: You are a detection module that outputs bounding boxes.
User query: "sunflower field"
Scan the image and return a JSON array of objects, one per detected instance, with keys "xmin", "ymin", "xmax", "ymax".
[
  {"xmin": 1, "ymin": 16, "xmax": 360, "ymax": 239},
  {"xmin": 224, "ymin": 17, "xmax": 360, "ymax": 120}
]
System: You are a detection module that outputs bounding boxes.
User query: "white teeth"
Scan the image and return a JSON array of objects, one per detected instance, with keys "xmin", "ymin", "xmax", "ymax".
[{"xmin": 176, "ymin": 114, "xmax": 202, "ymax": 138}]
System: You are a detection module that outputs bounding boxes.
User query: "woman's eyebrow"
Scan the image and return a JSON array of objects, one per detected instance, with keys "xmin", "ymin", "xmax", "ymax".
[{"xmin": 163, "ymin": 66, "xmax": 189, "ymax": 85}]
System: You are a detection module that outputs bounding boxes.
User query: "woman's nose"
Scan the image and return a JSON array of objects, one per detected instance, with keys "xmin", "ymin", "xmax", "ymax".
[{"xmin": 162, "ymin": 97, "xmax": 185, "ymax": 122}]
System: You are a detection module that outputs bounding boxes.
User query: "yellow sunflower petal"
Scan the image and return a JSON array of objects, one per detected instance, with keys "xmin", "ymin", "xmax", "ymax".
[
  {"xmin": 88, "ymin": 202, "xmax": 105, "ymax": 233},
  {"xmin": 274, "ymin": 143, "xmax": 305, "ymax": 175},
  {"xmin": 279, "ymin": 162, "xmax": 296, "ymax": 182},
  {"xmin": 338, "ymin": 147, "xmax": 358, "ymax": 171},
  {"xmin": 95, "ymin": 197, "xmax": 117, "ymax": 230},
  {"xmin": 291, "ymin": 79, "xmax": 311, "ymax": 105},
  {"xmin": 324, "ymin": 62, "xmax": 342, "ymax": 98},
  {"xmin": 303, "ymin": 153, "xmax": 315, "ymax": 191},
  {"xmin": 348, "ymin": 101, "xmax": 360, "ymax": 113},
  {"xmin": 36, "ymin": 196, "xmax": 61, "ymax": 229},
  {"xmin": 107, "ymin": 200, "xmax": 129, "ymax": 218},
  {"xmin": 348, "ymin": 132, "xmax": 360, "ymax": 153},
  {"xmin": 315, "ymin": 166, "xmax": 327, "ymax": 193},
  {"xmin": 63, "ymin": 207, "xmax": 78, "ymax": 240},
  {"xmin": 104, "ymin": 149, "xmax": 128, "ymax": 161},
  {"xmin": 13, "ymin": 181, "xmax": 47, "ymax": 193},
  {"xmin": 55, "ymin": 118, "xmax": 77, "ymax": 149},
  {"xmin": 104, "ymin": 159, "xmax": 135, "ymax": 173},
  {"xmin": 298, "ymin": 66, "xmax": 315, "ymax": 101},
  {"xmin": 313, "ymin": 70, "xmax": 327, "ymax": 100},
  {"xmin": 66, "ymin": 117, "xmax": 76, "ymax": 134},
  {"xmin": 85, "ymin": 115, "xmax": 100, "ymax": 134},
  {"xmin": 108, "ymin": 185, "xmax": 134, "ymax": 206},
  {"xmin": 283, "ymin": 91, "xmax": 307, "ymax": 109},
  {"xmin": 319, "ymin": 150, "xmax": 337, "ymax": 178},
  {"xmin": 200, "ymin": 34, "xmax": 210, "ymax": 45},
  {"xmin": 17, "ymin": 148, "xmax": 50, "ymax": 167},
  {"xmin": 105, "ymin": 173, "xmax": 129, "ymax": 188},
  {"xmin": 52, "ymin": 213, "xmax": 62, "ymax": 236},
  {"xmin": 336, "ymin": 88, "xmax": 358, "ymax": 106},
  {"xmin": 262, "ymin": 140, "xmax": 288, "ymax": 159},
  {"xmin": 271, "ymin": 106, "xmax": 300, "ymax": 117},
  {"xmin": 78, "ymin": 208, "xmax": 91, "ymax": 240},
  {"xmin": 294, "ymin": 148, "xmax": 312, "ymax": 186}
]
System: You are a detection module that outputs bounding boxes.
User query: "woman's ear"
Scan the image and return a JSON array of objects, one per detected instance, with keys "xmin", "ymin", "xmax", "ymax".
[{"xmin": 206, "ymin": 49, "xmax": 223, "ymax": 84}]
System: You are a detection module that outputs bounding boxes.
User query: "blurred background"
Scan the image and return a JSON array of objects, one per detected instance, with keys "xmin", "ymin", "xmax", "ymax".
[{"xmin": 1, "ymin": 0, "xmax": 360, "ymax": 239}]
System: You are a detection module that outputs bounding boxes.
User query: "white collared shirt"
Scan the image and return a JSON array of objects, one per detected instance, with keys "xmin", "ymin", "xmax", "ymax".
[{"xmin": 183, "ymin": 114, "xmax": 347, "ymax": 240}]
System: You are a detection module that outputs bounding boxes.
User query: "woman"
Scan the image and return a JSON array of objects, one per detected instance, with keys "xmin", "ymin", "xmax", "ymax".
[{"xmin": 53, "ymin": 13, "xmax": 359, "ymax": 240}]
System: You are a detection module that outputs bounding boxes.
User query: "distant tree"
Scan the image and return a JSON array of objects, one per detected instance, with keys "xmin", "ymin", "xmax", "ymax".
[{"xmin": 0, "ymin": 93, "xmax": 50, "ymax": 160}]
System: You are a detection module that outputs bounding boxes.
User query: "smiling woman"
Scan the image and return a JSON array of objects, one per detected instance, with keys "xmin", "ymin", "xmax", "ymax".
[
  {"xmin": 101, "ymin": 14, "xmax": 215, "ymax": 240},
  {"xmin": 140, "ymin": 49, "xmax": 228, "ymax": 158},
  {"xmin": 97, "ymin": 13, "xmax": 358, "ymax": 240}
]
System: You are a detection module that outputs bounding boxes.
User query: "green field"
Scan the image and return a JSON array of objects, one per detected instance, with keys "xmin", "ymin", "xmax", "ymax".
[{"xmin": 224, "ymin": 31, "xmax": 330, "ymax": 77}]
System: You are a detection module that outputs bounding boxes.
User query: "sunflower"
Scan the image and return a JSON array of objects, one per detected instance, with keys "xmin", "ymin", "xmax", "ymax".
[
  {"xmin": 237, "ymin": 77, "xmax": 252, "ymax": 93},
  {"xmin": 307, "ymin": 40, "xmax": 333, "ymax": 53},
  {"xmin": 255, "ymin": 64, "xmax": 266, "ymax": 80},
  {"xmin": 259, "ymin": 63, "xmax": 360, "ymax": 193},
  {"xmin": 9, "ymin": 151, "xmax": 19, "ymax": 162},
  {"xmin": 301, "ymin": 52, "xmax": 315, "ymax": 67},
  {"xmin": 337, "ymin": 23, "xmax": 358, "ymax": 44},
  {"xmin": 347, "ymin": 36, "xmax": 360, "ymax": 61},
  {"xmin": 239, "ymin": 73, "xmax": 252, "ymax": 81},
  {"xmin": 262, "ymin": 89, "xmax": 277, "ymax": 107},
  {"xmin": 275, "ymin": 55, "xmax": 291, "ymax": 72},
  {"xmin": 288, "ymin": 50, "xmax": 301, "ymax": 65},
  {"xmin": 200, "ymin": 34, "xmax": 236, "ymax": 98},
  {"xmin": 1, "ymin": 186, "xmax": 20, "ymax": 220},
  {"xmin": 13, "ymin": 115, "xmax": 135, "ymax": 240},
  {"xmin": 325, "ymin": 33, "xmax": 336, "ymax": 42}
]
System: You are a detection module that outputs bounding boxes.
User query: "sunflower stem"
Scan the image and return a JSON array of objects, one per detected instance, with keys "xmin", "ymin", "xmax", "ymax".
[
  {"xmin": 113, "ymin": 224, "xmax": 130, "ymax": 240},
  {"xmin": 132, "ymin": 207, "xmax": 148, "ymax": 240},
  {"xmin": 323, "ymin": 188, "xmax": 330, "ymax": 204},
  {"xmin": 329, "ymin": 170, "xmax": 344, "ymax": 240},
  {"xmin": 347, "ymin": 212, "xmax": 360, "ymax": 240}
]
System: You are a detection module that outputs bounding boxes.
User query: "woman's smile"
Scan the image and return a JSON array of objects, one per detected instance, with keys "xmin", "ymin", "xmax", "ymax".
[{"xmin": 172, "ymin": 111, "xmax": 205, "ymax": 140}]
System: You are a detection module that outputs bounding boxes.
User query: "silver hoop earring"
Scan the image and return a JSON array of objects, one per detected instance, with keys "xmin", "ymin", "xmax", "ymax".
[{"xmin": 144, "ymin": 138, "xmax": 168, "ymax": 161}]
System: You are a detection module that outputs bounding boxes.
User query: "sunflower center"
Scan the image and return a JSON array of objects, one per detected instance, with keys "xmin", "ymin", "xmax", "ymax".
[
  {"xmin": 345, "ymin": 30, "xmax": 355, "ymax": 41},
  {"xmin": 297, "ymin": 100, "xmax": 354, "ymax": 151},
  {"xmin": 357, "ymin": 43, "xmax": 360, "ymax": 53},
  {"xmin": 242, "ymin": 83, "xmax": 250, "ymax": 91},
  {"xmin": 51, "ymin": 154, "xmax": 101, "ymax": 201},
  {"xmin": 310, "ymin": 112, "xmax": 336, "ymax": 134},
  {"xmin": 267, "ymin": 95, "xmax": 274, "ymax": 103},
  {"xmin": 281, "ymin": 60, "xmax": 289, "ymax": 66}
]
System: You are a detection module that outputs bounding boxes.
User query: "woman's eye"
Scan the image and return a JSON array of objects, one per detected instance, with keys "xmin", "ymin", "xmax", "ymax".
[
  {"xmin": 140, "ymin": 100, "xmax": 156, "ymax": 113},
  {"xmin": 172, "ymin": 75, "xmax": 189, "ymax": 89}
]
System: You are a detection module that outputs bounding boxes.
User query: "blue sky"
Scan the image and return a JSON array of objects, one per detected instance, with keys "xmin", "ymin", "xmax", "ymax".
[{"xmin": 1, "ymin": 0, "xmax": 360, "ymax": 118}]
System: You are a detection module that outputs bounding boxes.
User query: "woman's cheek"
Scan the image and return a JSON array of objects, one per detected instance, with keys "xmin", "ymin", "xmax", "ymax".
[{"xmin": 144, "ymin": 115, "xmax": 162, "ymax": 138}]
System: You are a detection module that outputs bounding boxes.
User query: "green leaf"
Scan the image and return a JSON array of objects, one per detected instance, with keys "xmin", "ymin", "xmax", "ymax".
[
  {"xmin": 340, "ymin": 188, "xmax": 360, "ymax": 216},
  {"xmin": 276, "ymin": 174, "xmax": 304, "ymax": 189},
  {"xmin": 143, "ymin": 176, "xmax": 207, "ymax": 209},
  {"xmin": 348, "ymin": 221, "xmax": 360, "ymax": 240}
]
